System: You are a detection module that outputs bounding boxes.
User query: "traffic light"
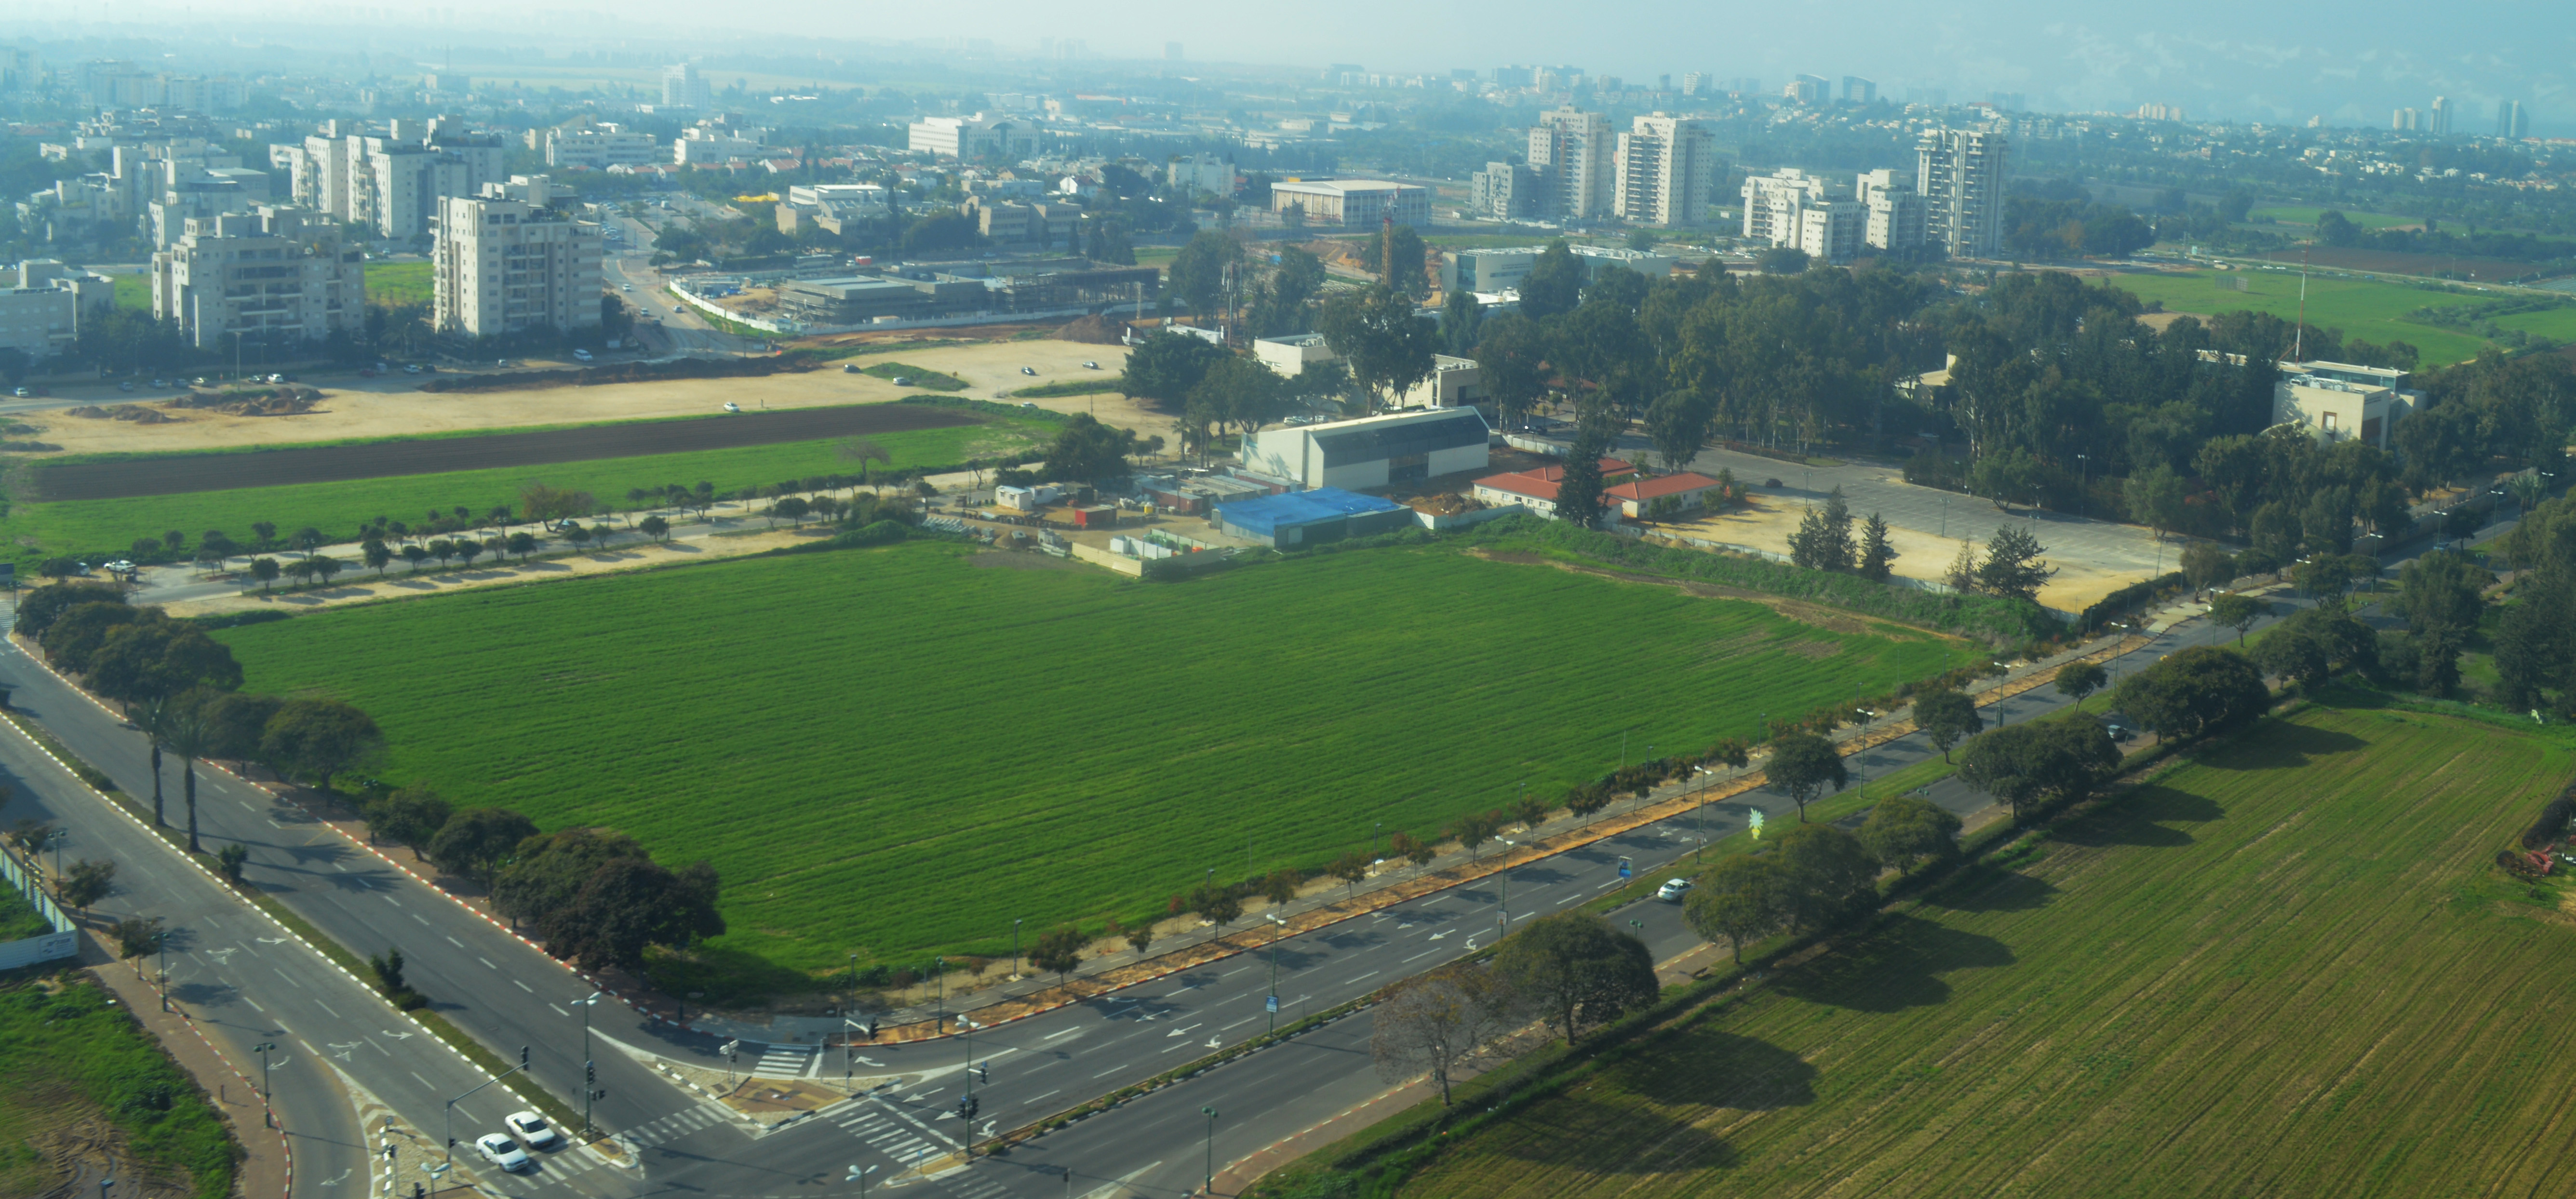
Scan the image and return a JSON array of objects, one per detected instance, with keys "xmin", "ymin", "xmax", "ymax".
[
  {"xmin": 974, "ymin": 1063, "xmax": 989, "ymax": 1083},
  {"xmin": 585, "ymin": 1060, "xmax": 596, "ymax": 1085},
  {"xmin": 520, "ymin": 1046, "xmax": 530, "ymax": 1070},
  {"xmin": 956, "ymin": 1094, "xmax": 979, "ymax": 1121},
  {"xmin": 413, "ymin": 1186, "xmax": 425, "ymax": 1199}
]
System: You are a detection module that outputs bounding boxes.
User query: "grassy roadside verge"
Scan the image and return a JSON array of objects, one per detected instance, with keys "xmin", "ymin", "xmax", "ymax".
[
  {"xmin": 0, "ymin": 707, "xmax": 593, "ymax": 1145},
  {"xmin": 0, "ymin": 964, "xmax": 240, "ymax": 1199}
]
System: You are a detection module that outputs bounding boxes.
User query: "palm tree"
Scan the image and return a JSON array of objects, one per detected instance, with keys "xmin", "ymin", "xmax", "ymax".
[
  {"xmin": 163, "ymin": 695, "xmax": 216, "ymax": 854},
  {"xmin": 135, "ymin": 694, "xmax": 174, "ymax": 827}
]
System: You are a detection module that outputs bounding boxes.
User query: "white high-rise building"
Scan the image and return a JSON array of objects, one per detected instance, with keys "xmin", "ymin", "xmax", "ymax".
[
  {"xmin": 1917, "ymin": 128, "xmax": 2007, "ymax": 259},
  {"xmin": 1470, "ymin": 160, "xmax": 1541, "ymax": 221},
  {"xmin": 431, "ymin": 176, "xmax": 604, "ymax": 338},
  {"xmin": 1614, "ymin": 114, "xmax": 1714, "ymax": 228},
  {"xmin": 662, "ymin": 63, "xmax": 711, "ymax": 109},
  {"xmin": 1528, "ymin": 105, "xmax": 1614, "ymax": 221},
  {"xmin": 2429, "ymin": 95, "xmax": 2453, "ymax": 135},
  {"xmin": 281, "ymin": 124, "xmax": 507, "ymax": 238},
  {"xmin": 1798, "ymin": 200, "xmax": 1864, "ymax": 263},
  {"xmin": 1857, "ymin": 168, "xmax": 1926, "ymax": 253},
  {"xmin": 150, "ymin": 206, "xmax": 363, "ymax": 349},
  {"xmin": 1741, "ymin": 167, "xmax": 1827, "ymax": 246},
  {"xmin": 2498, "ymin": 100, "xmax": 2529, "ymax": 138}
]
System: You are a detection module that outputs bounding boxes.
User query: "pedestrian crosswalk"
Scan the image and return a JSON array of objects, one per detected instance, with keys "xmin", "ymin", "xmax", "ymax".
[
  {"xmin": 621, "ymin": 1103, "xmax": 729, "ymax": 1149},
  {"xmin": 831, "ymin": 1102, "xmax": 953, "ymax": 1173},
  {"xmin": 754, "ymin": 1043, "xmax": 815, "ymax": 1078}
]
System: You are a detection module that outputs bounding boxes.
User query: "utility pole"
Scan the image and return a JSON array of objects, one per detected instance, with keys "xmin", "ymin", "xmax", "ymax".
[
  {"xmin": 1201, "ymin": 1106, "xmax": 1219, "ymax": 1195},
  {"xmin": 1265, "ymin": 914, "xmax": 1284, "ymax": 1035},
  {"xmin": 253, "ymin": 1042, "xmax": 277, "ymax": 1128}
]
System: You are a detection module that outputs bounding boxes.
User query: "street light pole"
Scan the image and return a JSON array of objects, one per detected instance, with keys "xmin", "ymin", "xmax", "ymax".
[
  {"xmin": 1496, "ymin": 840, "xmax": 1516, "ymax": 940},
  {"xmin": 1265, "ymin": 913, "xmax": 1284, "ymax": 1034},
  {"xmin": 157, "ymin": 927, "xmax": 170, "ymax": 1012},
  {"xmin": 253, "ymin": 1042, "xmax": 276, "ymax": 1128},
  {"xmin": 1011, "ymin": 919, "xmax": 1023, "ymax": 981},
  {"xmin": 1201, "ymin": 1106, "xmax": 1219, "ymax": 1195}
]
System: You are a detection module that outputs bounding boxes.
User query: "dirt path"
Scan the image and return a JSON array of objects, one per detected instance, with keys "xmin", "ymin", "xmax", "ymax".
[{"xmin": 163, "ymin": 528, "xmax": 826, "ymax": 619}]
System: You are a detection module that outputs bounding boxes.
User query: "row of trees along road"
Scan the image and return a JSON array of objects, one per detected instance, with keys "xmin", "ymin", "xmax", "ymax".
[{"xmin": 18, "ymin": 580, "xmax": 725, "ymax": 976}]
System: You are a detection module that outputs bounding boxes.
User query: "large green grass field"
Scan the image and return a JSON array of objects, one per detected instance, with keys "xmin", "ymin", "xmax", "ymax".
[
  {"xmin": 0, "ymin": 973, "xmax": 238, "ymax": 1199},
  {"xmin": 0, "ymin": 420, "xmax": 1041, "ymax": 562},
  {"xmin": 214, "ymin": 540, "xmax": 1982, "ymax": 978},
  {"xmin": 2111, "ymin": 269, "xmax": 2523, "ymax": 364},
  {"xmin": 1389, "ymin": 699, "xmax": 2576, "ymax": 1198}
]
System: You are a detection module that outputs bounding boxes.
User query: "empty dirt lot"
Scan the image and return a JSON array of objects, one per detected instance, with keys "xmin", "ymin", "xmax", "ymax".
[
  {"xmin": 20, "ymin": 339, "xmax": 1140, "ymax": 457},
  {"xmin": 25, "ymin": 404, "xmax": 979, "ymax": 502}
]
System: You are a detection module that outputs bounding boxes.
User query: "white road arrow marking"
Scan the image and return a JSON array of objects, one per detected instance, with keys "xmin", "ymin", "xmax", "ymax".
[
  {"xmin": 1165, "ymin": 1024, "xmax": 1201, "ymax": 1038},
  {"xmin": 317, "ymin": 1168, "xmax": 350, "ymax": 1186},
  {"xmin": 1427, "ymin": 931, "xmax": 1450, "ymax": 940},
  {"xmin": 257, "ymin": 937, "xmax": 288, "ymax": 945},
  {"xmin": 380, "ymin": 1030, "xmax": 413, "ymax": 1040},
  {"xmin": 328, "ymin": 1042, "xmax": 361, "ymax": 1061},
  {"xmin": 854, "ymin": 1056, "xmax": 884, "ymax": 1067}
]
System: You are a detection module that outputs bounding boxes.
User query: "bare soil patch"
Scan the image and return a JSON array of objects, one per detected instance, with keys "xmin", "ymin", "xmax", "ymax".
[{"xmin": 26, "ymin": 405, "xmax": 977, "ymax": 502}]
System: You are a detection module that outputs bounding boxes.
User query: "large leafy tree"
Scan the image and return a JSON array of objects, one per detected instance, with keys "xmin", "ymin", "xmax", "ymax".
[
  {"xmin": 1516, "ymin": 240, "xmax": 1586, "ymax": 320},
  {"xmin": 1686, "ymin": 854, "xmax": 1785, "ymax": 964},
  {"xmin": 1491, "ymin": 912, "xmax": 1657, "ymax": 1043},
  {"xmin": 1860, "ymin": 794, "xmax": 1962, "ymax": 874},
  {"xmin": 1042, "ymin": 413, "xmax": 1152, "ymax": 484},
  {"xmin": 1370, "ymin": 963, "xmax": 1515, "ymax": 1105},
  {"xmin": 1912, "ymin": 689, "xmax": 1983, "ymax": 762},
  {"xmin": 1316, "ymin": 286, "xmax": 1439, "ymax": 414},
  {"xmin": 1976, "ymin": 525, "xmax": 2055, "ymax": 602},
  {"xmin": 2111, "ymin": 645, "xmax": 2270, "ymax": 742},
  {"xmin": 1771, "ymin": 824, "xmax": 1880, "ymax": 933},
  {"xmin": 1117, "ymin": 331, "xmax": 1229, "ymax": 409},
  {"xmin": 1473, "ymin": 312, "xmax": 1552, "ymax": 429},
  {"xmin": 260, "ymin": 699, "xmax": 385, "ymax": 798},
  {"xmin": 1643, "ymin": 388, "xmax": 1714, "ymax": 473},
  {"xmin": 427, "ymin": 808, "xmax": 540, "ymax": 884},
  {"xmin": 1164, "ymin": 229, "xmax": 1244, "ymax": 319},
  {"xmin": 1956, "ymin": 719, "xmax": 2121, "ymax": 822},
  {"xmin": 1765, "ymin": 731, "xmax": 1848, "ymax": 821}
]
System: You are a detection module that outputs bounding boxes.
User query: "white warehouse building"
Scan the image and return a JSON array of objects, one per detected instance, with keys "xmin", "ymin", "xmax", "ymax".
[{"xmin": 1238, "ymin": 408, "xmax": 1491, "ymax": 490}]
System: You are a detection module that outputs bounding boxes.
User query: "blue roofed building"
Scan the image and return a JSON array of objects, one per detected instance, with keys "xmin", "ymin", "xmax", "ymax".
[{"xmin": 1212, "ymin": 487, "xmax": 1416, "ymax": 548}]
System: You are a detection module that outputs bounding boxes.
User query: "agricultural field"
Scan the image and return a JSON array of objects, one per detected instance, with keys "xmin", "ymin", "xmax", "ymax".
[
  {"xmin": 0, "ymin": 417, "xmax": 1040, "ymax": 563},
  {"xmin": 212, "ymin": 540, "xmax": 1983, "ymax": 979},
  {"xmin": 0, "ymin": 972, "xmax": 238, "ymax": 1199},
  {"xmin": 2109, "ymin": 269, "xmax": 2503, "ymax": 363},
  {"xmin": 1390, "ymin": 699, "xmax": 2576, "ymax": 1199}
]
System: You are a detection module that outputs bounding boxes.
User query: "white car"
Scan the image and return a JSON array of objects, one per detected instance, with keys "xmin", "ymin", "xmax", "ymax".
[
  {"xmin": 722, "ymin": 401, "xmax": 741, "ymax": 413},
  {"xmin": 1020, "ymin": 366, "xmax": 1037, "ymax": 376},
  {"xmin": 503, "ymin": 1111, "xmax": 558, "ymax": 1149},
  {"xmin": 475, "ymin": 1133, "xmax": 530, "ymax": 1172},
  {"xmin": 573, "ymin": 349, "xmax": 594, "ymax": 362},
  {"xmin": 1655, "ymin": 878, "xmax": 1693, "ymax": 903},
  {"xmin": 1082, "ymin": 360, "xmax": 1100, "ymax": 370}
]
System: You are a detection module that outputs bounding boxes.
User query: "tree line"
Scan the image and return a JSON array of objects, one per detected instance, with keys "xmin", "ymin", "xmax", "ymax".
[{"xmin": 16, "ymin": 582, "xmax": 723, "ymax": 975}]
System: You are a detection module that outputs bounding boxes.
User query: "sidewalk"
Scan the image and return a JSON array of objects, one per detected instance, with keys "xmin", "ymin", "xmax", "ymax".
[{"xmin": 78, "ymin": 938, "xmax": 295, "ymax": 1199}]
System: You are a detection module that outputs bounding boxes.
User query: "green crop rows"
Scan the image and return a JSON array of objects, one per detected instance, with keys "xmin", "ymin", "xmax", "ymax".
[
  {"xmin": 214, "ymin": 541, "xmax": 1980, "ymax": 979},
  {"xmin": 0, "ymin": 421, "xmax": 1043, "ymax": 563},
  {"xmin": 1395, "ymin": 700, "xmax": 2576, "ymax": 1198}
]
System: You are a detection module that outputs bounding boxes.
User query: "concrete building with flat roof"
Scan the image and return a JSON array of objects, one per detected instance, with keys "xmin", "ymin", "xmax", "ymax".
[
  {"xmin": 1438, "ymin": 244, "xmax": 1674, "ymax": 293},
  {"xmin": 430, "ymin": 176, "xmax": 603, "ymax": 338},
  {"xmin": 907, "ymin": 114, "xmax": 1040, "ymax": 160},
  {"xmin": 1614, "ymin": 114, "xmax": 1714, "ymax": 227},
  {"xmin": 1918, "ymin": 128, "xmax": 2008, "ymax": 258},
  {"xmin": 2272, "ymin": 360, "xmax": 2420, "ymax": 449},
  {"xmin": 1237, "ymin": 407, "xmax": 1489, "ymax": 490},
  {"xmin": 1269, "ymin": 179, "xmax": 1430, "ymax": 229},
  {"xmin": 151, "ymin": 205, "xmax": 363, "ymax": 349}
]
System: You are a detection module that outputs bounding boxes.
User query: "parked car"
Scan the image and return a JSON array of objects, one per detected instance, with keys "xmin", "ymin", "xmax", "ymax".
[
  {"xmin": 403, "ymin": 364, "xmax": 423, "ymax": 374},
  {"xmin": 842, "ymin": 364, "xmax": 861, "ymax": 373},
  {"xmin": 573, "ymin": 348, "xmax": 594, "ymax": 362},
  {"xmin": 722, "ymin": 401, "xmax": 741, "ymax": 412},
  {"xmin": 1082, "ymin": 360, "xmax": 1100, "ymax": 370},
  {"xmin": 503, "ymin": 1111, "xmax": 558, "ymax": 1149},
  {"xmin": 117, "ymin": 380, "xmax": 134, "ymax": 391},
  {"xmin": 2100, "ymin": 712, "xmax": 2137, "ymax": 742},
  {"xmin": 475, "ymin": 1133, "xmax": 531, "ymax": 1172},
  {"xmin": 267, "ymin": 373, "xmax": 287, "ymax": 384},
  {"xmin": 1655, "ymin": 878, "xmax": 1693, "ymax": 903},
  {"xmin": 9, "ymin": 387, "xmax": 27, "ymax": 398},
  {"xmin": 1763, "ymin": 478, "xmax": 1783, "ymax": 488},
  {"xmin": 1020, "ymin": 365, "xmax": 1037, "ymax": 375},
  {"xmin": 150, "ymin": 378, "xmax": 168, "ymax": 388},
  {"xmin": 891, "ymin": 376, "xmax": 913, "ymax": 386}
]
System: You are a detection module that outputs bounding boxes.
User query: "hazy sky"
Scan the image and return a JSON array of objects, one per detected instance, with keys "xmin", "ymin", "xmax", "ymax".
[{"xmin": 25, "ymin": 0, "xmax": 2576, "ymax": 130}]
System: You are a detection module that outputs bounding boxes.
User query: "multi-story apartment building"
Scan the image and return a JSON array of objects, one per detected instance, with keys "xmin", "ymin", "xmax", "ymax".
[
  {"xmin": 149, "ymin": 205, "xmax": 363, "ymax": 348},
  {"xmin": 1857, "ymin": 168, "xmax": 1926, "ymax": 253},
  {"xmin": 543, "ymin": 121, "xmax": 663, "ymax": 170},
  {"xmin": 1528, "ymin": 105, "xmax": 1614, "ymax": 221},
  {"xmin": 1741, "ymin": 167, "xmax": 1828, "ymax": 245},
  {"xmin": 1469, "ymin": 160, "xmax": 1541, "ymax": 221},
  {"xmin": 1798, "ymin": 200, "xmax": 1864, "ymax": 263},
  {"xmin": 431, "ymin": 176, "xmax": 604, "ymax": 338},
  {"xmin": 1917, "ymin": 128, "xmax": 2007, "ymax": 259},
  {"xmin": 1166, "ymin": 153, "xmax": 1235, "ymax": 198},
  {"xmin": 662, "ymin": 62, "xmax": 711, "ymax": 109},
  {"xmin": 906, "ymin": 114, "xmax": 1041, "ymax": 161},
  {"xmin": 1613, "ymin": 113, "xmax": 1713, "ymax": 227},
  {"xmin": 0, "ymin": 260, "xmax": 115, "ymax": 361},
  {"xmin": 672, "ymin": 124, "xmax": 766, "ymax": 166},
  {"xmin": 284, "ymin": 120, "xmax": 507, "ymax": 239},
  {"xmin": 2428, "ymin": 95, "xmax": 2453, "ymax": 135}
]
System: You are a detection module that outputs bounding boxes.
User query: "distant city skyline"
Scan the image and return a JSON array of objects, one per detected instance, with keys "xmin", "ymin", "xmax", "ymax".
[{"xmin": 2, "ymin": 0, "xmax": 2565, "ymax": 133}]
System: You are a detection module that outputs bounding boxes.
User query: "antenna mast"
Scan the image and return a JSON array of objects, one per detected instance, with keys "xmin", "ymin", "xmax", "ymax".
[{"xmin": 2294, "ymin": 247, "xmax": 2309, "ymax": 361}]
